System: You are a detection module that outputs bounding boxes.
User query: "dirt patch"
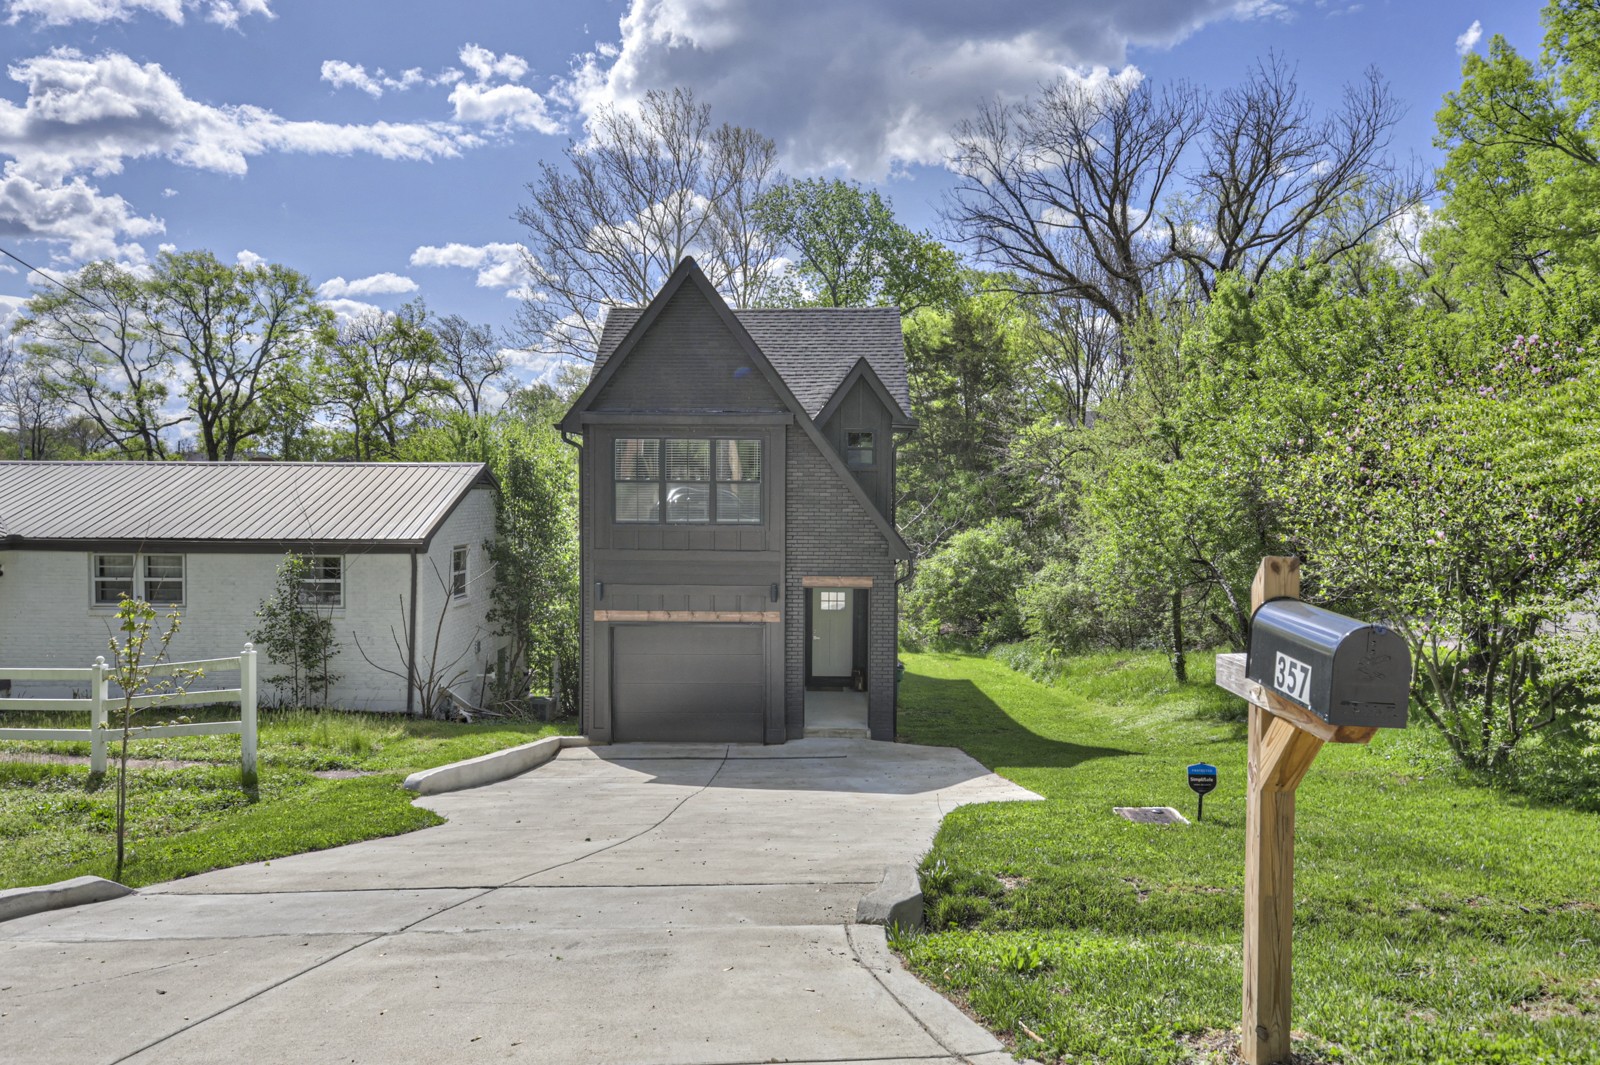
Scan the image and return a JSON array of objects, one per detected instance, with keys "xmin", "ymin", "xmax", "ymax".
[
  {"xmin": 1176, "ymin": 1028, "xmax": 1343, "ymax": 1064},
  {"xmin": 0, "ymin": 751, "xmax": 371, "ymax": 780},
  {"xmin": 996, "ymin": 875, "xmax": 1031, "ymax": 892}
]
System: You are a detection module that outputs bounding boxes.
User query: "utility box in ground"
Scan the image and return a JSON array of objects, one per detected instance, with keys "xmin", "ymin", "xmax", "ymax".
[{"xmin": 1246, "ymin": 599, "xmax": 1411, "ymax": 729}]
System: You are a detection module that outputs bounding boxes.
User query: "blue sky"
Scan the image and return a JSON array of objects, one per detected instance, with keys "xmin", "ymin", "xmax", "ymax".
[{"xmin": 0, "ymin": 1, "xmax": 1550, "ymax": 386}]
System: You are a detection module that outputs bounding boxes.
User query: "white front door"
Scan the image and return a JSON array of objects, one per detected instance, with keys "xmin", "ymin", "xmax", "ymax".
[{"xmin": 811, "ymin": 588, "xmax": 854, "ymax": 678}]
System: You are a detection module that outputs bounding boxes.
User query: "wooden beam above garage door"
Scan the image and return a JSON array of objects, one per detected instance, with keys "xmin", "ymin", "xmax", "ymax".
[
  {"xmin": 594, "ymin": 610, "xmax": 781, "ymax": 623},
  {"xmin": 800, "ymin": 576, "xmax": 875, "ymax": 588}
]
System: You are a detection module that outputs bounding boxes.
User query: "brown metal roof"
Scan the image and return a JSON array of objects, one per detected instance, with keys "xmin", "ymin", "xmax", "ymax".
[
  {"xmin": 595, "ymin": 306, "xmax": 911, "ymax": 420},
  {"xmin": 0, "ymin": 462, "xmax": 494, "ymax": 547}
]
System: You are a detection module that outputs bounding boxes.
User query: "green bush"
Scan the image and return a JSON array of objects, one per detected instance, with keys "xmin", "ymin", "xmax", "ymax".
[{"xmin": 904, "ymin": 519, "xmax": 1032, "ymax": 646}]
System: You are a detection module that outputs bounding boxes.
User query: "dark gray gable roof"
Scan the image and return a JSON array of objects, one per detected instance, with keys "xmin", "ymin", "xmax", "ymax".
[
  {"xmin": 595, "ymin": 305, "xmax": 910, "ymax": 419},
  {"xmin": 566, "ymin": 258, "xmax": 909, "ymax": 559},
  {"xmin": 0, "ymin": 461, "xmax": 494, "ymax": 547}
]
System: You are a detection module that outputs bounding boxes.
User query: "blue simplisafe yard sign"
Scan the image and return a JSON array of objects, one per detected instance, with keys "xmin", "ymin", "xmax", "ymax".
[{"xmin": 1187, "ymin": 763, "xmax": 1218, "ymax": 821}]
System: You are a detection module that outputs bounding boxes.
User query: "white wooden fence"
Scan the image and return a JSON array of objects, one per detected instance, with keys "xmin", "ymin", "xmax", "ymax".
[{"xmin": 0, "ymin": 644, "xmax": 258, "ymax": 776}]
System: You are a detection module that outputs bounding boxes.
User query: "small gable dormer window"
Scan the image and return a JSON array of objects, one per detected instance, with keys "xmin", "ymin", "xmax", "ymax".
[{"xmin": 845, "ymin": 431, "xmax": 876, "ymax": 469}]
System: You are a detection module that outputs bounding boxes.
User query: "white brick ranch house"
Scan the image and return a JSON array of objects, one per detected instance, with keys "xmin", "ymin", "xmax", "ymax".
[{"xmin": 0, "ymin": 461, "xmax": 502, "ymax": 714}]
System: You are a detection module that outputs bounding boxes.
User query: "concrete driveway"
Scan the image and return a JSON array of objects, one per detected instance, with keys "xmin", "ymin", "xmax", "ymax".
[{"xmin": 2, "ymin": 739, "xmax": 1039, "ymax": 1065}]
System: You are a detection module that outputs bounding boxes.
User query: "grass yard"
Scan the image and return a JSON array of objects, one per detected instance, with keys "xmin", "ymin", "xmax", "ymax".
[
  {"xmin": 0, "ymin": 707, "xmax": 574, "ymax": 890},
  {"xmin": 895, "ymin": 649, "xmax": 1600, "ymax": 1065}
]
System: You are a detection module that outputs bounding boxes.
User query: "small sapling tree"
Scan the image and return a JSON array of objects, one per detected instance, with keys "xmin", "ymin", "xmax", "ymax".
[
  {"xmin": 104, "ymin": 597, "xmax": 199, "ymax": 881},
  {"xmin": 252, "ymin": 554, "xmax": 341, "ymax": 706}
]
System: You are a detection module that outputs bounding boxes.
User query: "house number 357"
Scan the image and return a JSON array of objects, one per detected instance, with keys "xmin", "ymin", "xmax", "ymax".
[{"xmin": 1273, "ymin": 651, "xmax": 1313, "ymax": 703}]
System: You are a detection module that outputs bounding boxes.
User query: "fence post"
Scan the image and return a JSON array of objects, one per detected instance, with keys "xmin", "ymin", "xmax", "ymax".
[
  {"xmin": 90, "ymin": 657, "xmax": 108, "ymax": 775},
  {"xmin": 240, "ymin": 643, "xmax": 258, "ymax": 781}
]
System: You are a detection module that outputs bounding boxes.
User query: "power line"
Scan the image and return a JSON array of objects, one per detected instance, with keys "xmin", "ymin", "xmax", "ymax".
[{"xmin": 0, "ymin": 244, "xmax": 117, "ymax": 320}]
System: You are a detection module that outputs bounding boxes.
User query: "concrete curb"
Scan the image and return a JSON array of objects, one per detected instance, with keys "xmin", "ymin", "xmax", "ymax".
[
  {"xmin": 403, "ymin": 734, "xmax": 591, "ymax": 795},
  {"xmin": 847, "ymin": 924, "xmax": 1031, "ymax": 1063},
  {"xmin": 855, "ymin": 863, "xmax": 924, "ymax": 928},
  {"xmin": 0, "ymin": 876, "xmax": 134, "ymax": 924}
]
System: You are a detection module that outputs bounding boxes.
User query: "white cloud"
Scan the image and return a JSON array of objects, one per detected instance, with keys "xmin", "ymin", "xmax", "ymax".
[
  {"xmin": 4, "ymin": 0, "xmax": 272, "ymax": 27},
  {"xmin": 459, "ymin": 44, "xmax": 528, "ymax": 83},
  {"xmin": 0, "ymin": 162, "xmax": 163, "ymax": 259},
  {"xmin": 562, "ymin": 0, "xmax": 1286, "ymax": 177},
  {"xmin": 320, "ymin": 60, "xmax": 383, "ymax": 98},
  {"xmin": 235, "ymin": 248, "xmax": 264, "ymax": 267},
  {"xmin": 319, "ymin": 296, "xmax": 381, "ymax": 323},
  {"xmin": 320, "ymin": 59, "xmax": 460, "ymax": 99},
  {"xmin": 0, "ymin": 48, "xmax": 476, "ymax": 258},
  {"xmin": 0, "ymin": 292, "xmax": 29, "ymax": 332},
  {"xmin": 317, "ymin": 272, "xmax": 419, "ymax": 298},
  {"xmin": 410, "ymin": 241, "xmax": 532, "ymax": 296},
  {"xmin": 448, "ymin": 80, "xmax": 561, "ymax": 132},
  {"xmin": 160, "ymin": 186, "xmax": 178, "ymax": 197},
  {"xmin": 502, "ymin": 345, "xmax": 582, "ymax": 389},
  {"xmin": 1455, "ymin": 19, "xmax": 1483, "ymax": 56}
]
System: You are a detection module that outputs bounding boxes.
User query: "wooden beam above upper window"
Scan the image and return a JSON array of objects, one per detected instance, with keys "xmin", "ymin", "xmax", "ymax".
[{"xmin": 800, "ymin": 576, "xmax": 875, "ymax": 588}]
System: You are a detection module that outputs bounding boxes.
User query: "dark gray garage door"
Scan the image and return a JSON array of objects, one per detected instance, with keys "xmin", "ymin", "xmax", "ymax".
[{"xmin": 610, "ymin": 624, "xmax": 768, "ymax": 743}]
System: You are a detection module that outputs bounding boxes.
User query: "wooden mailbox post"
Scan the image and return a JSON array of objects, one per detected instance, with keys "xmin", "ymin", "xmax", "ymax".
[{"xmin": 1215, "ymin": 556, "xmax": 1409, "ymax": 1065}]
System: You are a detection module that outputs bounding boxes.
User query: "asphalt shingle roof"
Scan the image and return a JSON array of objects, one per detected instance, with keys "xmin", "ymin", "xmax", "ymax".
[
  {"xmin": 0, "ymin": 462, "xmax": 493, "ymax": 546},
  {"xmin": 595, "ymin": 306, "xmax": 911, "ymax": 420}
]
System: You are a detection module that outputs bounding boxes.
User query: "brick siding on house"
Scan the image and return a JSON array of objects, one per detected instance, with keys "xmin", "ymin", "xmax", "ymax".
[
  {"xmin": 783, "ymin": 429, "xmax": 897, "ymax": 740},
  {"xmin": 0, "ymin": 487, "xmax": 499, "ymax": 714}
]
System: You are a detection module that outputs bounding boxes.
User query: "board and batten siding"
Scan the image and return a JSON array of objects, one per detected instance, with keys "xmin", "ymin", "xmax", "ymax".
[
  {"xmin": 817, "ymin": 374, "xmax": 895, "ymax": 520},
  {"xmin": 784, "ymin": 430, "xmax": 897, "ymax": 741},
  {"xmin": 0, "ymin": 487, "xmax": 499, "ymax": 714}
]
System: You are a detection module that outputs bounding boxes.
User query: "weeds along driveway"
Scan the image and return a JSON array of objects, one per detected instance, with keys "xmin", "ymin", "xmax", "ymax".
[{"xmin": 1, "ymin": 738, "xmax": 1039, "ymax": 1065}]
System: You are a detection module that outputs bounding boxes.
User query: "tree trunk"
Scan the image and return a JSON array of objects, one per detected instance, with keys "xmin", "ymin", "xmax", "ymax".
[{"xmin": 1169, "ymin": 588, "xmax": 1188, "ymax": 683}]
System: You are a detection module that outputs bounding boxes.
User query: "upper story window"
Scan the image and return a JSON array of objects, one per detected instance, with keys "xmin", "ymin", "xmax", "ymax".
[
  {"xmin": 298, "ymin": 556, "xmax": 344, "ymax": 608},
  {"xmin": 451, "ymin": 545, "xmax": 469, "ymax": 599},
  {"xmin": 614, "ymin": 437, "xmax": 763, "ymax": 524},
  {"xmin": 845, "ymin": 430, "xmax": 876, "ymax": 468},
  {"xmin": 92, "ymin": 553, "xmax": 185, "ymax": 607}
]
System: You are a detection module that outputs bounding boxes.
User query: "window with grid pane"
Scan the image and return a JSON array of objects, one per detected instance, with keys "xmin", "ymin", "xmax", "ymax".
[
  {"xmin": 820, "ymin": 590, "xmax": 847, "ymax": 611},
  {"xmin": 298, "ymin": 556, "xmax": 344, "ymax": 608},
  {"xmin": 93, "ymin": 554, "xmax": 135, "ymax": 605},
  {"xmin": 143, "ymin": 554, "xmax": 185, "ymax": 605},
  {"xmin": 714, "ymin": 439, "xmax": 762, "ymax": 523},
  {"xmin": 613, "ymin": 438, "xmax": 661, "ymax": 523}
]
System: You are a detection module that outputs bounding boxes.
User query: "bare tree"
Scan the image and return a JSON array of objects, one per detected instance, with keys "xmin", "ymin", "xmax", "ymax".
[
  {"xmin": 146, "ymin": 250, "xmax": 329, "ymax": 460},
  {"xmin": 946, "ymin": 74, "xmax": 1204, "ymax": 326},
  {"xmin": 352, "ymin": 560, "xmax": 480, "ymax": 718},
  {"xmin": 17, "ymin": 262, "xmax": 185, "ymax": 459},
  {"xmin": 433, "ymin": 313, "xmax": 508, "ymax": 415},
  {"xmin": 1022, "ymin": 293, "xmax": 1126, "ymax": 427},
  {"xmin": 515, "ymin": 87, "xmax": 781, "ymax": 361},
  {"xmin": 1169, "ymin": 56, "xmax": 1424, "ymax": 296}
]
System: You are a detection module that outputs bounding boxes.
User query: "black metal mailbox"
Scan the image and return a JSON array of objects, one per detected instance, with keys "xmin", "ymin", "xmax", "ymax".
[{"xmin": 1246, "ymin": 600, "xmax": 1411, "ymax": 729}]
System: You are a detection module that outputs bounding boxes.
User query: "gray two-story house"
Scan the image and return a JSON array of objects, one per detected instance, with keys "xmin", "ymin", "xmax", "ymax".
[{"xmin": 560, "ymin": 258, "xmax": 914, "ymax": 744}]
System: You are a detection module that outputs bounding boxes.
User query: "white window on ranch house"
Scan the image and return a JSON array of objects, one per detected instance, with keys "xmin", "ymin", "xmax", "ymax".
[
  {"xmin": 613, "ymin": 437, "xmax": 763, "ymax": 524},
  {"xmin": 820, "ymin": 590, "xmax": 847, "ymax": 611},
  {"xmin": 297, "ymin": 556, "xmax": 344, "ymax": 608},
  {"xmin": 451, "ymin": 545, "xmax": 468, "ymax": 599},
  {"xmin": 92, "ymin": 553, "xmax": 186, "ymax": 606}
]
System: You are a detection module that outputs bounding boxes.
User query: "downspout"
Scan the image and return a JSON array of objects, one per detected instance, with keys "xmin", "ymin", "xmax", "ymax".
[
  {"xmin": 560, "ymin": 428, "xmax": 584, "ymax": 729},
  {"xmin": 407, "ymin": 548, "xmax": 419, "ymax": 716},
  {"xmin": 891, "ymin": 422, "xmax": 916, "ymax": 740}
]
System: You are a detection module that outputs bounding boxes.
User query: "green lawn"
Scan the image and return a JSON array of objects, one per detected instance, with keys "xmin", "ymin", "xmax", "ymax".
[
  {"xmin": 0, "ymin": 708, "xmax": 573, "ymax": 890},
  {"xmin": 895, "ymin": 649, "xmax": 1600, "ymax": 1065}
]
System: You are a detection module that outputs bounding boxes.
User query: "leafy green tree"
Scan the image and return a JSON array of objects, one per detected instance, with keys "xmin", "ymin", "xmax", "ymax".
[
  {"xmin": 147, "ymin": 250, "xmax": 329, "ymax": 460},
  {"xmin": 104, "ymin": 598, "xmax": 198, "ymax": 880},
  {"xmin": 18, "ymin": 262, "xmax": 184, "ymax": 459},
  {"xmin": 321, "ymin": 301, "xmax": 453, "ymax": 460},
  {"xmin": 1433, "ymin": 0, "xmax": 1600, "ymax": 288},
  {"xmin": 754, "ymin": 178, "xmax": 959, "ymax": 312},
  {"xmin": 1275, "ymin": 283, "xmax": 1600, "ymax": 770},
  {"xmin": 484, "ymin": 414, "xmax": 579, "ymax": 711},
  {"xmin": 903, "ymin": 519, "xmax": 1032, "ymax": 646},
  {"xmin": 251, "ymin": 555, "xmax": 341, "ymax": 707}
]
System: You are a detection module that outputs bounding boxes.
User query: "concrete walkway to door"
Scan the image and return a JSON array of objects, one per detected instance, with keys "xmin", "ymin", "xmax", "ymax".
[{"xmin": 1, "ymin": 738, "xmax": 1041, "ymax": 1065}]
